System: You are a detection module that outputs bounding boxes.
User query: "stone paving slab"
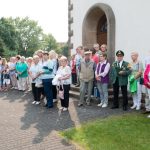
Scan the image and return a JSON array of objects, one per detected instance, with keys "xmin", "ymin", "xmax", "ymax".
[{"xmin": 0, "ymin": 90, "xmax": 133, "ymax": 150}]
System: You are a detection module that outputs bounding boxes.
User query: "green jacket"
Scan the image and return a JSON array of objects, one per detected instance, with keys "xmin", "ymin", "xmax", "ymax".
[
  {"xmin": 16, "ymin": 62, "xmax": 28, "ymax": 78},
  {"xmin": 109, "ymin": 61, "xmax": 131, "ymax": 86}
]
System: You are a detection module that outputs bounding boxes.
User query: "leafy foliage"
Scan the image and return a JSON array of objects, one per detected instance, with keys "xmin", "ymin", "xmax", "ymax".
[{"xmin": 0, "ymin": 17, "xmax": 66, "ymax": 57}]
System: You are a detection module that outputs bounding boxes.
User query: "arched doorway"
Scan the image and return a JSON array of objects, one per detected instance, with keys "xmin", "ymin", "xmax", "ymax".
[{"xmin": 82, "ymin": 3, "xmax": 115, "ymax": 63}]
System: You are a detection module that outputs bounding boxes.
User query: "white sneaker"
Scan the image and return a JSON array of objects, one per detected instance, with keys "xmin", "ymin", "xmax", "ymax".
[
  {"xmin": 59, "ymin": 107, "xmax": 64, "ymax": 110},
  {"xmin": 35, "ymin": 101, "xmax": 40, "ymax": 105},
  {"xmin": 32, "ymin": 101, "xmax": 36, "ymax": 104},
  {"xmin": 63, "ymin": 108, "xmax": 68, "ymax": 111},
  {"xmin": 102, "ymin": 104, "xmax": 108, "ymax": 108},
  {"xmin": 130, "ymin": 105, "xmax": 136, "ymax": 109},
  {"xmin": 97, "ymin": 103, "xmax": 103, "ymax": 107},
  {"xmin": 147, "ymin": 115, "xmax": 150, "ymax": 118},
  {"xmin": 136, "ymin": 106, "xmax": 141, "ymax": 110}
]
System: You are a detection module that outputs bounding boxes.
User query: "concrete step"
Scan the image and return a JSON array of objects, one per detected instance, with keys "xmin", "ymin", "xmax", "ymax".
[
  {"xmin": 70, "ymin": 86, "xmax": 114, "ymax": 95},
  {"xmin": 69, "ymin": 85, "xmax": 146, "ymax": 103},
  {"xmin": 69, "ymin": 90, "xmax": 132, "ymax": 101}
]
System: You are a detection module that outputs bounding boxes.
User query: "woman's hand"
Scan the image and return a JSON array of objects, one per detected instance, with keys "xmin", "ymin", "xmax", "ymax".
[
  {"xmin": 17, "ymin": 71, "xmax": 22, "ymax": 75},
  {"xmin": 39, "ymin": 71, "xmax": 44, "ymax": 75},
  {"xmin": 147, "ymin": 82, "xmax": 150, "ymax": 86},
  {"xmin": 58, "ymin": 77, "xmax": 63, "ymax": 81},
  {"xmin": 96, "ymin": 75, "xmax": 101, "ymax": 81}
]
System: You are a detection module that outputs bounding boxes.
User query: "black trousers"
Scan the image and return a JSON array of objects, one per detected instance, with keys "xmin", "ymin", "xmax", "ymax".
[
  {"xmin": 72, "ymin": 73, "xmax": 77, "ymax": 84},
  {"xmin": 32, "ymin": 83, "xmax": 44, "ymax": 102},
  {"xmin": 52, "ymin": 85, "xmax": 57, "ymax": 99},
  {"xmin": 113, "ymin": 78, "xmax": 128, "ymax": 107},
  {"xmin": 60, "ymin": 84, "xmax": 70, "ymax": 108}
]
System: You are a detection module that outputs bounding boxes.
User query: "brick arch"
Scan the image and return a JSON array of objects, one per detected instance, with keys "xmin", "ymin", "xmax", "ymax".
[{"xmin": 82, "ymin": 3, "xmax": 116, "ymax": 63}]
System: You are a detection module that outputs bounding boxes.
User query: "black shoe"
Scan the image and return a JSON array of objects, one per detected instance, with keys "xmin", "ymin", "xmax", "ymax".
[
  {"xmin": 111, "ymin": 106, "xmax": 119, "ymax": 109},
  {"xmin": 78, "ymin": 103, "xmax": 83, "ymax": 107},
  {"xmin": 142, "ymin": 111, "xmax": 150, "ymax": 114},
  {"xmin": 123, "ymin": 106, "xmax": 128, "ymax": 111},
  {"xmin": 44, "ymin": 104, "xmax": 48, "ymax": 107}
]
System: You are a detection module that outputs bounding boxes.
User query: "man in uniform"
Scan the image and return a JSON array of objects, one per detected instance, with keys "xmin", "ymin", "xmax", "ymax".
[{"xmin": 110, "ymin": 50, "xmax": 131, "ymax": 111}]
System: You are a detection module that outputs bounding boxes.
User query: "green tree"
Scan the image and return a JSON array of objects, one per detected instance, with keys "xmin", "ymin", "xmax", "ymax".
[
  {"xmin": 0, "ymin": 38, "xmax": 7, "ymax": 56},
  {"xmin": 0, "ymin": 17, "xmax": 59, "ymax": 57},
  {"xmin": 61, "ymin": 44, "xmax": 69, "ymax": 57},
  {"xmin": 0, "ymin": 17, "xmax": 19, "ymax": 56},
  {"xmin": 8, "ymin": 17, "xmax": 43, "ymax": 56},
  {"xmin": 41, "ymin": 33, "xmax": 58, "ymax": 52}
]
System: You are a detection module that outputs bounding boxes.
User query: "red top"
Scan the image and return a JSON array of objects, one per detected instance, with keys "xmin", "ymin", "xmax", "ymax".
[
  {"xmin": 70, "ymin": 59, "xmax": 76, "ymax": 73},
  {"xmin": 144, "ymin": 64, "xmax": 150, "ymax": 89},
  {"xmin": 92, "ymin": 54, "xmax": 99, "ymax": 64}
]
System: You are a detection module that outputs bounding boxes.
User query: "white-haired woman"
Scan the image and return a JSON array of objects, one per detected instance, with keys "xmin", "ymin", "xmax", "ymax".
[
  {"xmin": 29, "ymin": 55, "xmax": 44, "ymax": 105},
  {"xmin": 8, "ymin": 57, "xmax": 18, "ymax": 89},
  {"xmin": 130, "ymin": 52, "xmax": 143, "ymax": 110},
  {"xmin": 16, "ymin": 56, "xmax": 28, "ymax": 91},
  {"xmin": 49, "ymin": 50, "xmax": 59, "ymax": 103},
  {"xmin": 26, "ymin": 57, "xmax": 33, "ymax": 91},
  {"xmin": 56, "ymin": 56, "xmax": 71, "ymax": 111}
]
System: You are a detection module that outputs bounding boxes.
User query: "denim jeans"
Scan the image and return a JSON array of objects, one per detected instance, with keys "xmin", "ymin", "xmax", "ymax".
[
  {"xmin": 97, "ymin": 82, "xmax": 108, "ymax": 105},
  {"xmin": 42, "ymin": 78, "xmax": 53, "ymax": 107}
]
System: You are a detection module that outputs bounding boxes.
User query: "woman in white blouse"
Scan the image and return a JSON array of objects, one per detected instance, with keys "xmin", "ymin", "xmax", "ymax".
[{"xmin": 56, "ymin": 56, "xmax": 71, "ymax": 111}]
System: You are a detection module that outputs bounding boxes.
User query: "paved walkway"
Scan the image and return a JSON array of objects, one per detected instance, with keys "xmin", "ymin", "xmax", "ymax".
[{"xmin": 0, "ymin": 90, "xmax": 132, "ymax": 150}]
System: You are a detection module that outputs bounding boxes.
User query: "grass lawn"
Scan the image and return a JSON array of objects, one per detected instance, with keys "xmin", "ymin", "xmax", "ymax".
[{"xmin": 61, "ymin": 113, "xmax": 150, "ymax": 150}]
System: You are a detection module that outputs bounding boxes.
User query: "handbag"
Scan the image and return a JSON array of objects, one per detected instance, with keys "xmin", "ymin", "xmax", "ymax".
[
  {"xmin": 58, "ymin": 84, "xmax": 64, "ymax": 99},
  {"xmin": 140, "ymin": 77, "xmax": 144, "ymax": 85}
]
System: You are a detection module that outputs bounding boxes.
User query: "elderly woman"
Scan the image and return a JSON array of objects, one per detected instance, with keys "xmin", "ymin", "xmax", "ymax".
[
  {"xmin": 26, "ymin": 57, "xmax": 33, "ymax": 91},
  {"xmin": 8, "ymin": 57, "xmax": 18, "ymax": 89},
  {"xmin": 95, "ymin": 53, "xmax": 110, "ymax": 108},
  {"xmin": 29, "ymin": 55, "xmax": 43, "ymax": 105},
  {"xmin": 130, "ymin": 52, "xmax": 143, "ymax": 110},
  {"xmin": 56, "ymin": 56, "xmax": 71, "ymax": 111},
  {"xmin": 1, "ymin": 58, "xmax": 10, "ymax": 91},
  {"xmin": 0, "ymin": 57, "xmax": 2, "ymax": 91},
  {"xmin": 39, "ymin": 51, "xmax": 55, "ymax": 109},
  {"xmin": 49, "ymin": 50, "xmax": 58, "ymax": 103},
  {"xmin": 144, "ymin": 64, "xmax": 150, "ymax": 118},
  {"xmin": 16, "ymin": 56, "xmax": 28, "ymax": 91}
]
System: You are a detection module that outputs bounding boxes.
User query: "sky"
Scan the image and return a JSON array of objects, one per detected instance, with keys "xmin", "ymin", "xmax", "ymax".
[{"xmin": 0, "ymin": 0, "xmax": 68, "ymax": 42}]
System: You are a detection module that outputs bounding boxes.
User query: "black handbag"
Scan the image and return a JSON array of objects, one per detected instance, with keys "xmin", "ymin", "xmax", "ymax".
[{"xmin": 140, "ymin": 77, "xmax": 144, "ymax": 85}]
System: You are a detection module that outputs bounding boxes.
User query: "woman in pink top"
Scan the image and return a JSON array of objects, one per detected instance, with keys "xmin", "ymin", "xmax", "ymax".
[{"xmin": 144, "ymin": 64, "xmax": 150, "ymax": 118}]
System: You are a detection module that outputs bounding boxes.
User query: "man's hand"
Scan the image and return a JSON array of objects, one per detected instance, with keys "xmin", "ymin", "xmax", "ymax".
[{"xmin": 118, "ymin": 71, "xmax": 125, "ymax": 75}]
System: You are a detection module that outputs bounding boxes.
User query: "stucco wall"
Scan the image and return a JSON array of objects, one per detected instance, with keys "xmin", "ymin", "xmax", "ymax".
[{"xmin": 71, "ymin": 0, "xmax": 150, "ymax": 62}]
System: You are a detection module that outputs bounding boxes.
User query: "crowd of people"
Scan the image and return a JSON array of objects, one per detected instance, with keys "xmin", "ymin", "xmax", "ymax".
[{"xmin": 0, "ymin": 44, "xmax": 150, "ymax": 118}]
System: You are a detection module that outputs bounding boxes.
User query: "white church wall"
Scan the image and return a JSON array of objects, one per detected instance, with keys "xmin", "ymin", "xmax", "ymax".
[{"xmin": 71, "ymin": 0, "xmax": 150, "ymax": 63}]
